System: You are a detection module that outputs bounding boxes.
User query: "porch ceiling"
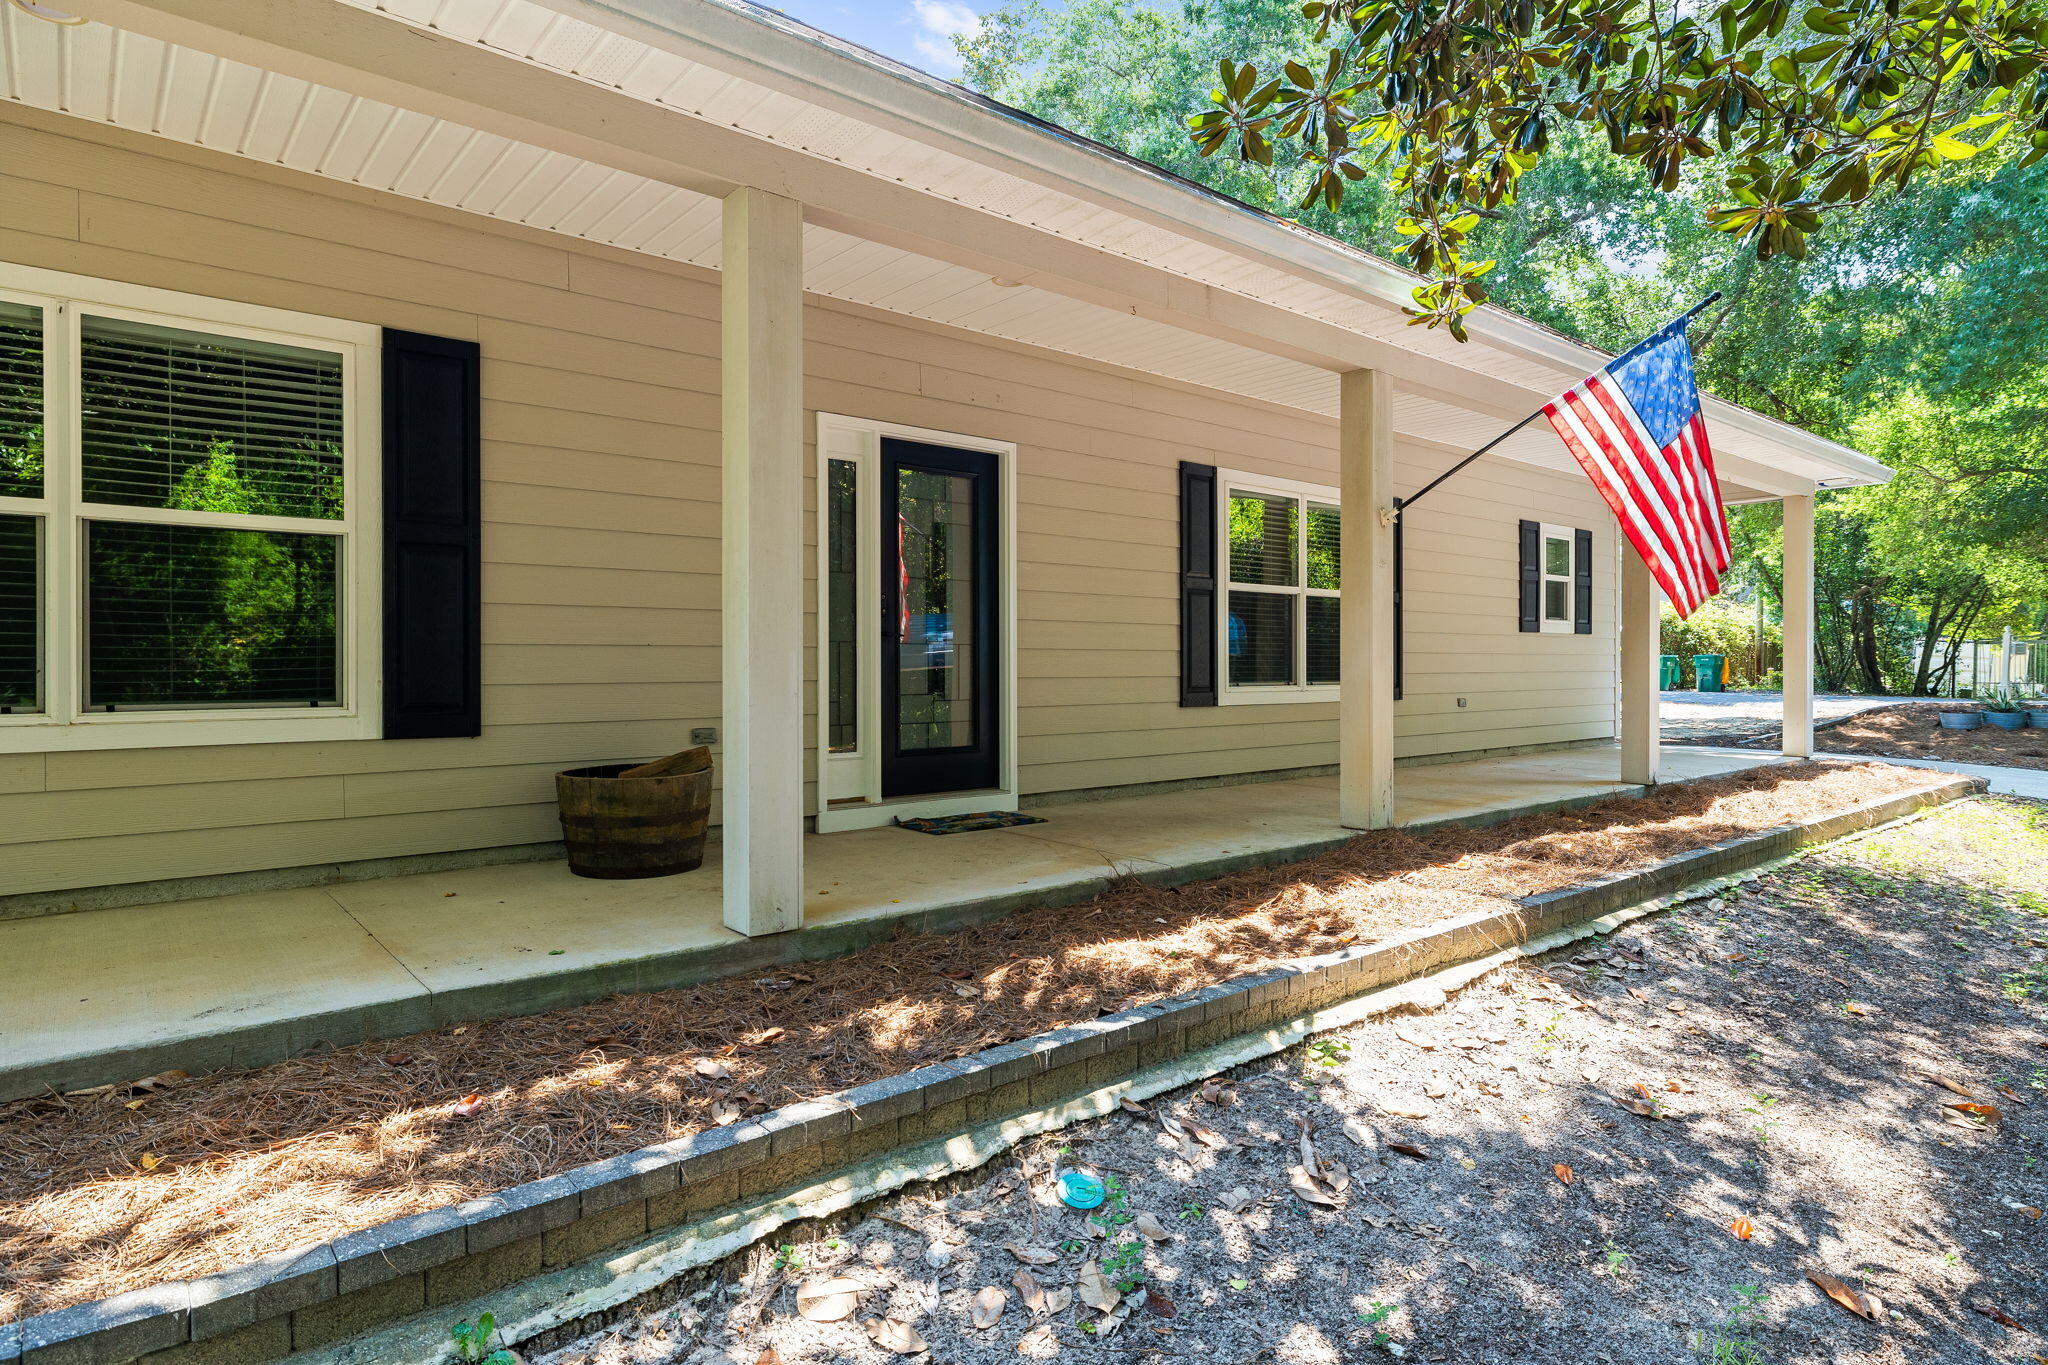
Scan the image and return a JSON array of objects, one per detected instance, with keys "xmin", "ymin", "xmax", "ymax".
[{"xmin": 13, "ymin": 0, "xmax": 1859, "ymax": 498}]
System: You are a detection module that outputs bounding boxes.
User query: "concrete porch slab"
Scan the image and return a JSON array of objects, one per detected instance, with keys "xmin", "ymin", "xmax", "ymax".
[{"xmin": 0, "ymin": 744, "xmax": 1787, "ymax": 1100}]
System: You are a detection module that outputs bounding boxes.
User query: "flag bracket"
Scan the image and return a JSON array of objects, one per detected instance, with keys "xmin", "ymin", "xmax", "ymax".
[{"xmin": 1393, "ymin": 291, "xmax": 1722, "ymax": 515}]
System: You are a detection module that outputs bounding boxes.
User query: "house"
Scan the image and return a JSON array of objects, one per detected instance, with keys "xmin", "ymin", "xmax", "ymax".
[{"xmin": 0, "ymin": 0, "xmax": 1882, "ymax": 958}]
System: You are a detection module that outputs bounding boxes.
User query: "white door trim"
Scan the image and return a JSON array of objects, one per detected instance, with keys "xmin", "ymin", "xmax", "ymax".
[{"xmin": 813, "ymin": 412, "xmax": 1018, "ymax": 833}]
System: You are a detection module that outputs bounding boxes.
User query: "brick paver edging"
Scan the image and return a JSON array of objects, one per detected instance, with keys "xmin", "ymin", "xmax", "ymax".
[{"xmin": 4, "ymin": 773, "xmax": 1980, "ymax": 1365}]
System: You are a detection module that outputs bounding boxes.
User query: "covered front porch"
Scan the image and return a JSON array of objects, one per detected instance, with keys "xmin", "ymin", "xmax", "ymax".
[{"xmin": 0, "ymin": 743, "xmax": 1786, "ymax": 1102}]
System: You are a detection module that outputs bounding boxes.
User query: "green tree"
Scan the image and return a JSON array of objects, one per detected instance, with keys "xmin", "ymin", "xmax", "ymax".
[{"xmin": 1188, "ymin": 0, "xmax": 2048, "ymax": 334}]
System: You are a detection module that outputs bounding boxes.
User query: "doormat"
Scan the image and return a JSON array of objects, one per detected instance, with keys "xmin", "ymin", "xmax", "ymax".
[{"xmin": 893, "ymin": 811, "xmax": 1048, "ymax": 835}]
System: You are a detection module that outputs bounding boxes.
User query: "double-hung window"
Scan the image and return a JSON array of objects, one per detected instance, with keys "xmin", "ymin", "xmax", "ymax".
[
  {"xmin": 0, "ymin": 264, "xmax": 380, "ymax": 752},
  {"xmin": 1219, "ymin": 473, "xmax": 1340, "ymax": 701}
]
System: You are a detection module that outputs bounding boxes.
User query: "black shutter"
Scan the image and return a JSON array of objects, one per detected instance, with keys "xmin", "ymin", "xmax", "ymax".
[
  {"xmin": 1573, "ymin": 527, "xmax": 1594, "ymax": 634},
  {"xmin": 381, "ymin": 329, "xmax": 482, "ymax": 739},
  {"xmin": 1179, "ymin": 461, "xmax": 1218, "ymax": 706},
  {"xmin": 1392, "ymin": 508, "xmax": 1405, "ymax": 701},
  {"xmin": 1517, "ymin": 519, "xmax": 1541, "ymax": 633}
]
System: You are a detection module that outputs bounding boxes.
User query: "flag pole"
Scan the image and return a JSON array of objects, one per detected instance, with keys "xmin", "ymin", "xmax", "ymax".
[{"xmin": 1395, "ymin": 290, "xmax": 1722, "ymax": 513}]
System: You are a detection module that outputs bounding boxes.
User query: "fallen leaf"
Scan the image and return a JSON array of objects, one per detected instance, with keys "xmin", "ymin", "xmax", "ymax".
[
  {"xmin": 1117, "ymin": 1097, "xmax": 1149, "ymax": 1115},
  {"xmin": 1005, "ymin": 1243, "xmax": 1058, "ymax": 1265},
  {"xmin": 1132, "ymin": 1211, "xmax": 1173, "ymax": 1241},
  {"xmin": 1618, "ymin": 1097, "xmax": 1661, "ymax": 1119},
  {"xmin": 1144, "ymin": 1286, "xmax": 1178, "ymax": 1318},
  {"xmin": 1627, "ymin": 987, "xmax": 1650, "ymax": 1002},
  {"xmin": 692, "ymin": 1058, "xmax": 731, "ymax": 1080},
  {"xmin": 1218, "ymin": 1187, "xmax": 1256, "ymax": 1214},
  {"xmin": 1395, "ymin": 1029, "xmax": 1435, "ymax": 1050},
  {"xmin": 1381, "ymin": 1104, "xmax": 1433, "ymax": 1120},
  {"xmin": 1976, "ymin": 1303, "xmax": 2024, "ymax": 1332},
  {"xmin": 863, "ymin": 1318, "xmax": 928, "ymax": 1355},
  {"xmin": 1729, "ymin": 1217, "xmax": 1754, "ymax": 1241},
  {"xmin": 452, "ymin": 1093, "xmax": 486, "ymax": 1118},
  {"xmin": 1199, "ymin": 1079, "xmax": 1234, "ymax": 1105},
  {"xmin": 711, "ymin": 1100, "xmax": 741, "ymax": 1126},
  {"xmin": 1922, "ymin": 1073, "xmax": 1976, "ymax": 1099},
  {"xmin": 796, "ymin": 1277, "xmax": 864, "ymax": 1323},
  {"xmin": 1077, "ymin": 1261, "xmax": 1122, "ymax": 1314},
  {"xmin": 1386, "ymin": 1141, "xmax": 1429, "ymax": 1161},
  {"xmin": 1185, "ymin": 1119, "xmax": 1233, "ymax": 1150},
  {"xmin": 1043, "ymin": 1287, "xmax": 1072, "ymax": 1314},
  {"xmin": 970, "ymin": 1286, "xmax": 1007, "ymax": 1329},
  {"xmin": 1288, "ymin": 1167, "xmax": 1341, "ymax": 1207},
  {"xmin": 753, "ymin": 1350, "xmax": 782, "ymax": 1365},
  {"xmin": 2017, "ymin": 1206, "xmax": 2043, "ymax": 1220},
  {"xmin": 1945, "ymin": 1101, "xmax": 2003, "ymax": 1123},
  {"xmin": 1013, "ymin": 1269, "xmax": 1048, "ymax": 1315},
  {"xmin": 138, "ymin": 1152, "xmax": 161, "ymax": 1171},
  {"xmin": 1553, "ymin": 1163, "xmax": 1574, "ymax": 1185},
  {"xmin": 1844, "ymin": 1001, "xmax": 1873, "ymax": 1016},
  {"xmin": 1017, "ymin": 1323, "xmax": 1056, "ymax": 1353},
  {"xmin": 1807, "ymin": 1271, "xmax": 1885, "ymax": 1323}
]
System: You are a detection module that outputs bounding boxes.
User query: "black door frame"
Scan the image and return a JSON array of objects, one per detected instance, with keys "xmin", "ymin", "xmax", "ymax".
[{"xmin": 879, "ymin": 437, "xmax": 1002, "ymax": 798}]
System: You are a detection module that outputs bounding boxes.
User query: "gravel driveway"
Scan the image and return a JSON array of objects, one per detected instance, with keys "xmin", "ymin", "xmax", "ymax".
[
  {"xmin": 536, "ymin": 796, "xmax": 2048, "ymax": 1365},
  {"xmin": 1659, "ymin": 692, "xmax": 1928, "ymax": 742}
]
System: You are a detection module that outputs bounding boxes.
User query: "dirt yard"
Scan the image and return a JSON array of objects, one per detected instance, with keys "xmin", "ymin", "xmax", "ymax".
[
  {"xmin": 1678, "ymin": 701, "xmax": 2048, "ymax": 770},
  {"xmin": 0, "ymin": 762, "xmax": 1959, "ymax": 1323},
  {"xmin": 535, "ymin": 795, "xmax": 2048, "ymax": 1365}
]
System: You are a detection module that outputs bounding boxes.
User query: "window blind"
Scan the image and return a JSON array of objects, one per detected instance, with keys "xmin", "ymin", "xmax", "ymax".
[
  {"xmin": 0, "ymin": 300, "xmax": 40, "ymax": 500},
  {"xmin": 0, "ymin": 515, "xmax": 37, "ymax": 713},
  {"xmin": 85, "ymin": 521, "xmax": 339, "ymax": 709},
  {"xmin": 80, "ymin": 315, "xmax": 344, "ymax": 519}
]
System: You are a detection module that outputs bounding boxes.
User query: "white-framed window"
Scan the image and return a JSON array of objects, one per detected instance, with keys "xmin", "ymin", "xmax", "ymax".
[
  {"xmin": 1218, "ymin": 470, "xmax": 1340, "ymax": 703},
  {"xmin": 1538, "ymin": 522, "xmax": 1577, "ymax": 634},
  {"xmin": 0, "ymin": 263, "xmax": 380, "ymax": 754}
]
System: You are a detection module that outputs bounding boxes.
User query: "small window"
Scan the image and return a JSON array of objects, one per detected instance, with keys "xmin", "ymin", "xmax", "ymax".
[
  {"xmin": 0, "ymin": 265, "xmax": 379, "ymax": 752},
  {"xmin": 1220, "ymin": 473, "xmax": 1340, "ymax": 700},
  {"xmin": 1539, "ymin": 523, "xmax": 1576, "ymax": 634}
]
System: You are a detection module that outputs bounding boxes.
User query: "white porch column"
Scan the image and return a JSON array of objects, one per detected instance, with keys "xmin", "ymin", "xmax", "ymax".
[
  {"xmin": 1338, "ymin": 369, "xmax": 1396, "ymax": 830},
  {"xmin": 1781, "ymin": 492, "xmax": 1816, "ymax": 758},
  {"xmin": 1619, "ymin": 546, "xmax": 1661, "ymax": 786},
  {"xmin": 721, "ymin": 187, "xmax": 805, "ymax": 937}
]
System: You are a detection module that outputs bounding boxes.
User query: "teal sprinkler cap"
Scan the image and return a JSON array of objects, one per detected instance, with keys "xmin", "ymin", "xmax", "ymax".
[{"xmin": 1057, "ymin": 1170, "xmax": 1106, "ymax": 1209}]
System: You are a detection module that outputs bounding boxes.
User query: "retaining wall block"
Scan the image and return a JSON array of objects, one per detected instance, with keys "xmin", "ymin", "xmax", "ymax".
[
  {"xmin": 288, "ymin": 1275, "xmax": 425, "ymax": 1354},
  {"xmin": 21, "ymin": 1283, "xmax": 192, "ymax": 1365}
]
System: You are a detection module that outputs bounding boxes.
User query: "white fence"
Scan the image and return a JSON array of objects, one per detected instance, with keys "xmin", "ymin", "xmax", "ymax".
[{"xmin": 1941, "ymin": 632, "xmax": 2048, "ymax": 698}]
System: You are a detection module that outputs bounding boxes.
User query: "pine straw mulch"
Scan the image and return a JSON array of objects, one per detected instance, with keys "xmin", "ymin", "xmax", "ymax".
[
  {"xmin": 1676, "ymin": 700, "xmax": 2048, "ymax": 770},
  {"xmin": 0, "ymin": 759, "xmax": 1951, "ymax": 1323}
]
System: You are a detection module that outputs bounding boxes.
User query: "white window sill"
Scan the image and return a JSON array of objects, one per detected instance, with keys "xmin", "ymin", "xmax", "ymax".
[
  {"xmin": 0, "ymin": 710, "xmax": 378, "ymax": 754},
  {"xmin": 1219, "ymin": 686, "xmax": 1342, "ymax": 705}
]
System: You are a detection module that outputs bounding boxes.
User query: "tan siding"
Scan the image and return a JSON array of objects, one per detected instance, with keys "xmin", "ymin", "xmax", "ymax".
[{"xmin": 0, "ymin": 108, "xmax": 1618, "ymax": 897}]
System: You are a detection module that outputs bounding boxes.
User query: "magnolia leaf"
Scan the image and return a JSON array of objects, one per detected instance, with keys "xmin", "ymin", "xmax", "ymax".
[
  {"xmin": 970, "ymin": 1286, "xmax": 1007, "ymax": 1329},
  {"xmin": 1013, "ymin": 1268, "xmax": 1048, "ymax": 1315},
  {"xmin": 1077, "ymin": 1261, "xmax": 1123, "ymax": 1314},
  {"xmin": 862, "ymin": 1317, "xmax": 929, "ymax": 1355},
  {"xmin": 1808, "ymin": 1271, "xmax": 1885, "ymax": 1323},
  {"xmin": 795, "ymin": 1277, "xmax": 864, "ymax": 1323}
]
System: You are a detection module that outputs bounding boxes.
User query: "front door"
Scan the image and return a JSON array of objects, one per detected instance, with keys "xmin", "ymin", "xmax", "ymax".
[{"xmin": 879, "ymin": 438, "xmax": 1001, "ymax": 798}]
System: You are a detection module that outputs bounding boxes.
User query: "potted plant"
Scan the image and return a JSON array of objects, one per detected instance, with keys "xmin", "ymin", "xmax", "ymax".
[
  {"xmin": 1983, "ymin": 688, "xmax": 2028, "ymax": 730},
  {"xmin": 2031, "ymin": 703, "xmax": 2048, "ymax": 730}
]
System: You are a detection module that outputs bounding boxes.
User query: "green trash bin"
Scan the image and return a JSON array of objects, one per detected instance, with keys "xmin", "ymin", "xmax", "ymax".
[
  {"xmin": 1659, "ymin": 655, "xmax": 1680, "ymax": 690},
  {"xmin": 1693, "ymin": 653, "xmax": 1725, "ymax": 693}
]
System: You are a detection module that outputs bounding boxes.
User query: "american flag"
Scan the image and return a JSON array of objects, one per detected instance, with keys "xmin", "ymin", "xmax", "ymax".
[{"xmin": 1542, "ymin": 315, "xmax": 1731, "ymax": 618}]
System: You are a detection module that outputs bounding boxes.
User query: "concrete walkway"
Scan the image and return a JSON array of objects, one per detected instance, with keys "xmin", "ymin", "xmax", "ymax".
[{"xmin": 0, "ymin": 744, "xmax": 1784, "ymax": 1100}]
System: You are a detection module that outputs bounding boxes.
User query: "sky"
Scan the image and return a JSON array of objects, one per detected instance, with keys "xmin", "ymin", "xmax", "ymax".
[{"xmin": 759, "ymin": 0, "xmax": 997, "ymax": 77}]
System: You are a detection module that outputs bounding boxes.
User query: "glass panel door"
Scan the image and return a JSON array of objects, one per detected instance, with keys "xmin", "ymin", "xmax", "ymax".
[{"xmin": 880, "ymin": 438, "xmax": 999, "ymax": 798}]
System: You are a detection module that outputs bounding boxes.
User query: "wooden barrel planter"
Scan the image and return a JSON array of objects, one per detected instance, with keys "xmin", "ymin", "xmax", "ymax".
[{"xmin": 556, "ymin": 748, "xmax": 713, "ymax": 879}]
